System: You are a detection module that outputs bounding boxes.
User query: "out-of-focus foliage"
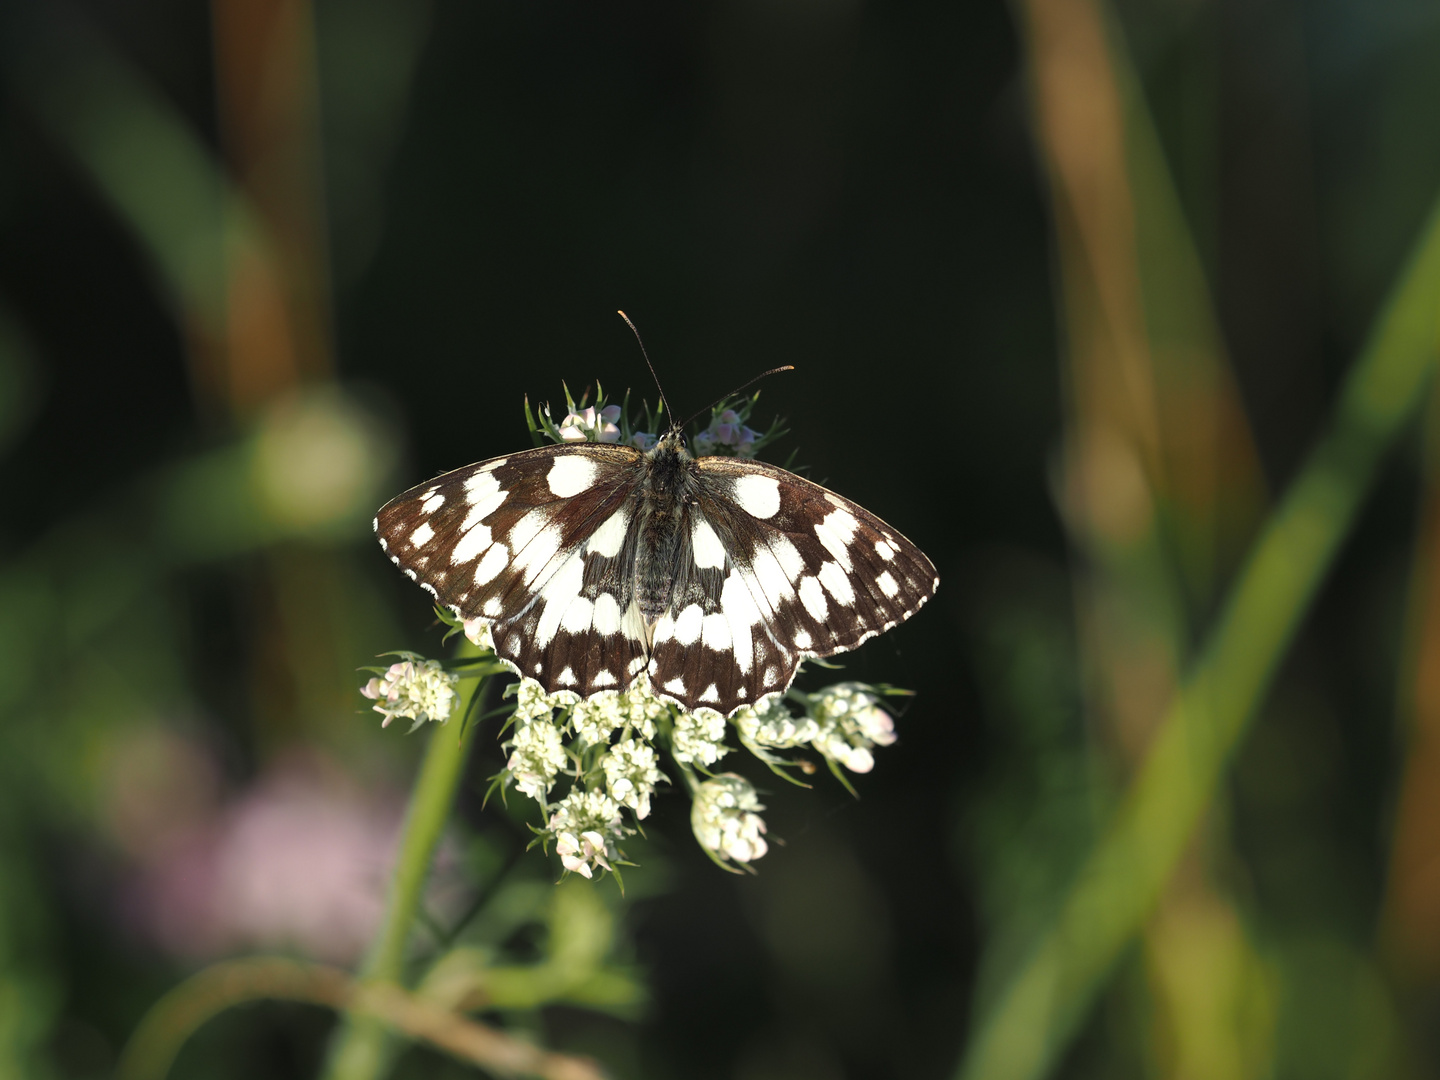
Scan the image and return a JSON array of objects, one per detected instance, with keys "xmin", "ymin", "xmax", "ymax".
[{"xmin": 2, "ymin": 0, "xmax": 1440, "ymax": 1078}]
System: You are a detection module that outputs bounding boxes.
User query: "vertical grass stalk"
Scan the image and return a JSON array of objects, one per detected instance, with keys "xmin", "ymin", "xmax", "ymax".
[{"xmin": 957, "ymin": 190, "xmax": 1440, "ymax": 1080}]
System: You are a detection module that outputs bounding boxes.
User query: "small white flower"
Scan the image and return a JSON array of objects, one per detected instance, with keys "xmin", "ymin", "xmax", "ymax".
[
  {"xmin": 691, "ymin": 774, "xmax": 768, "ymax": 865},
  {"xmin": 461, "ymin": 618, "xmax": 494, "ymax": 652},
  {"xmin": 693, "ymin": 430, "xmax": 718, "ymax": 455},
  {"xmin": 571, "ymin": 693, "xmax": 625, "ymax": 746},
  {"xmin": 597, "ymin": 423, "xmax": 621, "ymax": 442},
  {"xmin": 619, "ymin": 672, "xmax": 670, "ymax": 740},
  {"xmin": 512, "ymin": 677, "xmax": 575, "ymax": 722},
  {"xmin": 630, "ymin": 432, "xmax": 657, "ymax": 451},
  {"xmin": 506, "ymin": 718, "xmax": 567, "ymax": 800},
  {"xmin": 671, "ymin": 707, "xmax": 730, "ymax": 767},
  {"xmin": 736, "ymin": 427, "xmax": 760, "ymax": 457},
  {"xmin": 809, "ymin": 682, "xmax": 897, "ymax": 774},
  {"xmin": 600, "ymin": 405, "xmax": 622, "ymax": 424},
  {"xmin": 555, "ymin": 830, "xmax": 612, "ymax": 879},
  {"xmin": 558, "ymin": 425, "xmax": 587, "ymax": 442},
  {"xmin": 360, "ymin": 658, "xmax": 459, "ymax": 731},
  {"xmin": 602, "ymin": 738, "xmax": 664, "ymax": 819},
  {"xmin": 734, "ymin": 695, "xmax": 819, "ymax": 750},
  {"xmin": 547, "ymin": 789, "xmax": 626, "ymax": 876}
]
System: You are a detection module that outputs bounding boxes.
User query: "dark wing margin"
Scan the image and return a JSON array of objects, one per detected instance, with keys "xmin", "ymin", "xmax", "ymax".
[
  {"xmin": 645, "ymin": 456, "xmax": 939, "ymax": 716},
  {"xmin": 374, "ymin": 443, "xmax": 651, "ymax": 698}
]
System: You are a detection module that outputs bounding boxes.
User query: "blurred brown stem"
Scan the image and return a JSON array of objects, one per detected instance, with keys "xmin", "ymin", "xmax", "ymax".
[{"xmin": 116, "ymin": 956, "xmax": 606, "ymax": 1080}]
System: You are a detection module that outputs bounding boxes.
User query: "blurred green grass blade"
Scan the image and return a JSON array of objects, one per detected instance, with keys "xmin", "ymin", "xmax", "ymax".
[{"xmin": 957, "ymin": 188, "xmax": 1440, "ymax": 1080}]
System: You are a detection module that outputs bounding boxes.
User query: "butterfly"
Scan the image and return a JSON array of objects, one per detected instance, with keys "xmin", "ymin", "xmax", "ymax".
[{"xmin": 375, "ymin": 349, "xmax": 937, "ymax": 717}]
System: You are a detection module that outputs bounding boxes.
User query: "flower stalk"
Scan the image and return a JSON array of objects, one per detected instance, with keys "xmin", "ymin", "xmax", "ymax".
[{"xmin": 320, "ymin": 676, "xmax": 483, "ymax": 1080}]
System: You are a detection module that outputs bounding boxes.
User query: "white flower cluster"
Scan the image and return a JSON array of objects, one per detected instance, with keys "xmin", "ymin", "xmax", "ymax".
[
  {"xmin": 692, "ymin": 774, "xmax": 768, "ymax": 865},
  {"xmin": 548, "ymin": 789, "xmax": 625, "ymax": 879},
  {"xmin": 693, "ymin": 408, "xmax": 761, "ymax": 457},
  {"xmin": 735, "ymin": 684, "xmax": 897, "ymax": 774},
  {"xmin": 362, "ymin": 645, "xmax": 906, "ymax": 873},
  {"xmin": 360, "ymin": 658, "xmax": 459, "ymax": 731},
  {"xmin": 671, "ymin": 708, "xmax": 730, "ymax": 766},
  {"xmin": 506, "ymin": 717, "xmax": 567, "ymax": 800},
  {"xmin": 808, "ymin": 683, "xmax": 898, "ymax": 773}
]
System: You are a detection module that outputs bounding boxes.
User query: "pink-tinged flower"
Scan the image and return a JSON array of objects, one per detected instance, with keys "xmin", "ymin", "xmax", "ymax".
[
  {"xmin": 597, "ymin": 423, "xmax": 622, "ymax": 442},
  {"xmin": 555, "ymin": 830, "xmax": 612, "ymax": 879},
  {"xmin": 600, "ymin": 405, "xmax": 622, "ymax": 424},
  {"xmin": 123, "ymin": 756, "xmax": 427, "ymax": 965},
  {"xmin": 559, "ymin": 425, "xmax": 587, "ymax": 442}
]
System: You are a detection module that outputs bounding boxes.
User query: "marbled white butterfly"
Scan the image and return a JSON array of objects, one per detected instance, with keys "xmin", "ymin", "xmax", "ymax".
[{"xmin": 375, "ymin": 355, "xmax": 937, "ymax": 717}]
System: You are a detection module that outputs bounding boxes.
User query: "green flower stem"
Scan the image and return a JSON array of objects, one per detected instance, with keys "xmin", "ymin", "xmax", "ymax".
[
  {"xmin": 957, "ymin": 193, "xmax": 1440, "ymax": 1080},
  {"xmin": 321, "ymin": 684, "xmax": 482, "ymax": 1080}
]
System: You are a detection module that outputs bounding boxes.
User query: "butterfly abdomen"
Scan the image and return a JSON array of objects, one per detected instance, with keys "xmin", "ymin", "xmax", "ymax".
[{"xmin": 634, "ymin": 435, "xmax": 700, "ymax": 623}]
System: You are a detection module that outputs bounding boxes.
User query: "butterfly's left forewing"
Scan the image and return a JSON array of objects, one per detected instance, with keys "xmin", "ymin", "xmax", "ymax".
[{"xmin": 375, "ymin": 443, "xmax": 651, "ymax": 696}]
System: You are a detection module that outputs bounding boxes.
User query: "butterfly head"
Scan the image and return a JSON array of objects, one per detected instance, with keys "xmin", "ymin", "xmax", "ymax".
[{"xmin": 651, "ymin": 425, "xmax": 691, "ymax": 461}]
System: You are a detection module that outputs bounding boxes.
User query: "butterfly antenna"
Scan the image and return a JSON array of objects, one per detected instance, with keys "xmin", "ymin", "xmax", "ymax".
[
  {"xmin": 617, "ymin": 310, "xmax": 676, "ymax": 430},
  {"xmin": 682, "ymin": 365, "xmax": 795, "ymax": 430}
]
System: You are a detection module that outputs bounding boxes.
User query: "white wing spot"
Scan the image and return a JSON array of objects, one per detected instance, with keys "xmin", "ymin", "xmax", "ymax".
[
  {"xmin": 464, "ymin": 471, "xmax": 501, "ymax": 500},
  {"xmin": 421, "ymin": 492, "xmax": 445, "ymax": 515},
  {"xmin": 770, "ymin": 534, "xmax": 806, "ymax": 582},
  {"xmin": 561, "ymin": 596, "xmax": 595, "ymax": 635},
  {"xmin": 621, "ymin": 602, "xmax": 648, "ymax": 644},
  {"xmin": 587, "ymin": 508, "xmax": 630, "ymax": 558},
  {"xmin": 592, "ymin": 593, "xmax": 623, "ymax": 635},
  {"xmin": 876, "ymin": 539, "xmax": 898, "ymax": 561},
  {"xmin": 403, "ymin": 568, "xmax": 417, "ymax": 580},
  {"xmin": 592, "ymin": 670, "xmax": 617, "ymax": 687},
  {"xmin": 474, "ymin": 543, "xmax": 509, "ymax": 586},
  {"xmin": 674, "ymin": 603, "xmax": 704, "ymax": 646},
  {"xmin": 628, "ymin": 655, "xmax": 648, "ymax": 674},
  {"xmin": 701, "ymin": 613, "xmax": 732, "ymax": 652},
  {"xmin": 793, "ymin": 629, "xmax": 813, "ymax": 650},
  {"xmin": 816, "ymin": 514, "xmax": 857, "ymax": 571},
  {"xmin": 535, "ymin": 554, "xmax": 586, "ymax": 649},
  {"xmin": 692, "ymin": 518, "xmax": 727, "ymax": 569},
  {"xmin": 547, "ymin": 455, "xmax": 598, "ymax": 498},
  {"xmin": 482, "ymin": 597, "xmax": 503, "ymax": 617},
  {"xmin": 818, "ymin": 560, "xmax": 856, "ymax": 606},
  {"xmin": 720, "ymin": 571, "xmax": 761, "ymax": 674},
  {"xmin": 699, "ymin": 684, "xmax": 720, "ymax": 703},
  {"xmin": 763, "ymin": 666, "xmax": 779, "ymax": 687},
  {"xmin": 463, "ymin": 487, "xmax": 508, "ymax": 529},
  {"xmin": 514, "ymin": 522, "xmax": 564, "ymax": 585},
  {"xmin": 409, "ymin": 522, "xmax": 434, "ymax": 547},
  {"xmin": 663, "ymin": 676, "xmax": 687, "ymax": 695},
  {"xmin": 557, "ymin": 667, "xmax": 578, "ymax": 687},
  {"xmin": 751, "ymin": 548, "xmax": 794, "ymax": 611},
  {"xmin": 732, "ymin": 474, "xmax": 781, "ymax": 519},
  {"xmin": 452, "ymin": 523, "xmax": 492, "ymax": 564},
  {"xmin": 798, "ymin": 575, "xmax": 828, "ymax": 621},
  {"xmin": 877, "ymin": 570, "xmax": 900, "ymax": 598}
]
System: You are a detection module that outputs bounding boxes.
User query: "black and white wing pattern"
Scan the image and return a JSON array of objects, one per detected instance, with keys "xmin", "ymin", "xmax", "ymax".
[
  {"xmin": 376, "ymin": 438, "xmax": 938, "ymax": 717},
  {"xmin": 376, "ymin": 443, "xmax": 653, "ymax": 696},
  {"xmin": 642, "ymin": 457, "xmax": 938, "ymax": 712}
]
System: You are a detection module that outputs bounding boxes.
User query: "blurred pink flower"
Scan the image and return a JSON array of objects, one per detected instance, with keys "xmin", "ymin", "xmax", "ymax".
[{"xmin": 125, "ymin": 755, "xmax": 411, "ymax": 964}]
